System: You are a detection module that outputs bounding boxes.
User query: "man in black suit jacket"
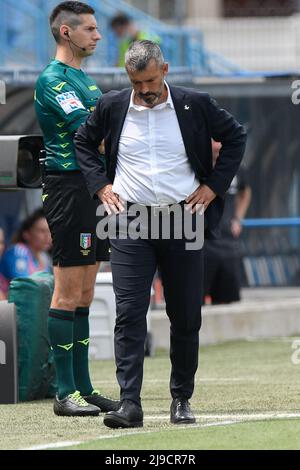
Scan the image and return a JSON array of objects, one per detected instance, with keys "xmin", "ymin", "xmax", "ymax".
[{"xmin": 74, "ymin": 40, "xmax": 246, "ymax": 429}]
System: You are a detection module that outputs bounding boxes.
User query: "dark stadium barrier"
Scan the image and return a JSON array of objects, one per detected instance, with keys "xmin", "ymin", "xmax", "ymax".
[
  {"xmin": 0, "ymin": 301, "xmax": 18, "ymax": 404},
  {"xmin": 242, "ymin": 218, "xmax": 300, "ymax": 286}
]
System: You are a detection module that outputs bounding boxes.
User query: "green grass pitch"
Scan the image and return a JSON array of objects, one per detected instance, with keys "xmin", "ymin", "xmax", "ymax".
[{"xmin": 1, "ymin": 339, "xmax": 300, "ymax": 450}]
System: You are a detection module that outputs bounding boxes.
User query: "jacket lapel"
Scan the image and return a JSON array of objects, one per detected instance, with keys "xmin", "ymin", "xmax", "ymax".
[
  {"xmin": 110, "ymin": 89, "xmax": 131, "ymax": 159},
  {"xmin": 170, "ymin": 86, "xmax": 195, "ymax": 157},
  {"xmin": 170, "ymin": 85, "xmax": 207, "ymax": 177}
]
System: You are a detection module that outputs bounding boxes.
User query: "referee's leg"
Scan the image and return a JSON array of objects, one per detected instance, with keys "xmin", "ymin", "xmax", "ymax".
[
  {"xmin": 48, "ymin": 266, "xmax": 98, "ymax": 413},
  {"xmin": 51, "ymin": 265, "xmax": 86, "ymax": 311}
]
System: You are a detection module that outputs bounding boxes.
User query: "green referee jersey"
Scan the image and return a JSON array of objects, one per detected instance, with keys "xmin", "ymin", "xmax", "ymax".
[{"xmin": 34, "ymin": 59, "xmax": 101, "ymax": 171}]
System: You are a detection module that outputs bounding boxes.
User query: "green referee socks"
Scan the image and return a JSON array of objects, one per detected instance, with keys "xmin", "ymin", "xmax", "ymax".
[
  {"xmin": 48, "ymin": 309, "xmax": 76, "ymax": 400},
  {"xmin": 73, "ymin": 307, "xmax": 94, "ymax": 396}
]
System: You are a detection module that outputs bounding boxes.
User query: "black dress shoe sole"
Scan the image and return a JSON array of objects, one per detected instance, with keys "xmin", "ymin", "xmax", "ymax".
[
  {"xmin": 103, "ymin": 414, "xmax": 143, "ymax": 429},
  {"xmin": 54, "ymin": 407, "xmax": 100, "ymax": 417},
  {"xmin": 171, "ymin": 417, "xmax": 196, "ymax": 425}
]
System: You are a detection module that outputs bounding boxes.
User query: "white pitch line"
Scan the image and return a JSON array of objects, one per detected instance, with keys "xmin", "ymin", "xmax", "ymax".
[
  {"xmin": 145, "ymin": 412, "xmax": 300, "ymax": 420},
  {"xmin": 92, "ymin": 377, "xmax": 256, "ymax": 385},
  {"xmin": 245, "ymin": 336, "xmax": 300, "ymax": 343},
  {"xmin": 21, "ymin": 412, "xmax": 300, "ymax": 451},
  {"xmin": 21, "ymin": 440, "xmax": 82, "ymax": 450},
  {"xmin": 21, "ymin": 420, "xmax": 241, "ymax": 450}
]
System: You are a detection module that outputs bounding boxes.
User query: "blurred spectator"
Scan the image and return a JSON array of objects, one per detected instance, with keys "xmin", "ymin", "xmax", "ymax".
[
  {"xmin": 203, "ymin": 140, "xmax": 252, "ymax": 304},
  {"xmin": 110, "ymin": 12, "xmax": 160, "ymax": 67},
  {"xmin": 0, "ymin": 208, "xmax": 52, "ymax": 299}
]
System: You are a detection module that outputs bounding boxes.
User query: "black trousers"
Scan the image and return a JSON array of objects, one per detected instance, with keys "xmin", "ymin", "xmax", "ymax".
[{"xmin": 109, "ymin": 207, "xmax": 203, "ymax": 406}]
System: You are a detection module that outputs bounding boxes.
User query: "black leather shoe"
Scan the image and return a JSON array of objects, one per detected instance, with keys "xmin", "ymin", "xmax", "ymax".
[
  {"xmin": 170, "ymin": 398, "xmax": 196, "ymax": 424},
  {"xmin": 103, "ymin": 399, "xmax": 143, "ymax": 428},
  {"xmin": 83, "ymin": 390, "xmax": 120, "ymax": 412},
  {"xmin": 53, "ymin": 391, "xmax": 100, "ymax": 417}
]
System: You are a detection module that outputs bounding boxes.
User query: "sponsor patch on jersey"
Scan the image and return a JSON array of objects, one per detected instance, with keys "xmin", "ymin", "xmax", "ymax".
[{"xmin": 55, "ymin": 91, "xmax": 85, "ymax": 115}]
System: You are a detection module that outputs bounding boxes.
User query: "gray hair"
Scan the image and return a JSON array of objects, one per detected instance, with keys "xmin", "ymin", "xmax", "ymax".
[{"xmin": 125, "ymin": 40, "xmax": 164, "ymax": 71}]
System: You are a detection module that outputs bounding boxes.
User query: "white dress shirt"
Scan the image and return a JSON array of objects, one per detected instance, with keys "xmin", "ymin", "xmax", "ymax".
[{"xmin": 112, "ymin": 82, "xmax": 199, "ymax": 205}]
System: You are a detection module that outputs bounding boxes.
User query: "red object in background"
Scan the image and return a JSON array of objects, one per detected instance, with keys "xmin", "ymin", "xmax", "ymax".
[
  {"xmin": 204, "ymin": 295, "xmax": 212, "ymax": 305},
  {"xmin": 153, "ymin": 277, "xmax": 165, "ymax": 307}
]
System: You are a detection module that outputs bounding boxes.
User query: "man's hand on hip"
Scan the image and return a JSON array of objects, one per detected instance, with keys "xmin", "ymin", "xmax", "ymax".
[
  {"xmin": 97, "ymin": 184, "xmax": 125, "ymax": 215},
  {"xmin": 185, "ymin": 184, "xmax": 216, "ymax": 214}
]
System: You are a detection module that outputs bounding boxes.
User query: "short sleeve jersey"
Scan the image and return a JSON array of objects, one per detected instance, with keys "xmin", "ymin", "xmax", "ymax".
[{"xmin": 34, "ymin": 59, "xmax": 101, "ymax": 171}]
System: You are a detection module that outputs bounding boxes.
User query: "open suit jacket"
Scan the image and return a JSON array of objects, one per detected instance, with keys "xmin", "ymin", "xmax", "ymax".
[{"xmin": 74, "ymin": 85, "xmax": 247, "ymax": 239}]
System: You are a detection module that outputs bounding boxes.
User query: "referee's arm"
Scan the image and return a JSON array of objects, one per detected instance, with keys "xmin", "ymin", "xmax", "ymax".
[
  {"xmin": 74, "ymin": 99, "xmax": 111, "ymax": 199},
  {"xmin": 41, "ymin": 81, "xmax": 90, "ymax": 133}
]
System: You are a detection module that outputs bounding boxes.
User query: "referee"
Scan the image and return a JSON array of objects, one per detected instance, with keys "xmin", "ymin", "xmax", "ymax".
[{"xmin": 35, "ymin": 1, "xmax": 119, "ymax": 416}]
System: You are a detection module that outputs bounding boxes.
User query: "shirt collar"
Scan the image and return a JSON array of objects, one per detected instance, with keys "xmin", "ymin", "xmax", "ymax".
[{"xmin": 128, "ymin": 81, "xmax": 174, "ymax": 112}]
